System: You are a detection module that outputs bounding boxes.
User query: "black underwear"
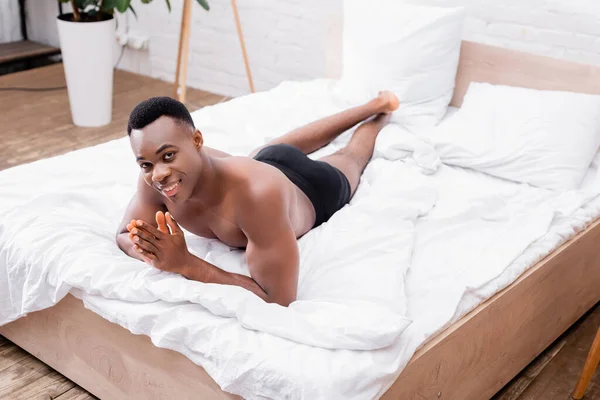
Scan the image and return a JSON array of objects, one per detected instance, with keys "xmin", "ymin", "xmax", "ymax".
[{"xmin": 253, "ymin": 144, "xmax": 352, "ymax": 228}]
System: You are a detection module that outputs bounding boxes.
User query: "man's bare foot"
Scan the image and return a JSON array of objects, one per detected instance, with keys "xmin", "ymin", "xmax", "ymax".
[{"xmin": 376, "ymin": 90, "xmax": 400, "ymax": 114}]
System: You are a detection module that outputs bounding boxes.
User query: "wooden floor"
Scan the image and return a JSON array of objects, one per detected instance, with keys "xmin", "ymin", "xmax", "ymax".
[
  {"xmin": 0, "ymin": 333, "xmax": 95, "ymax": 400},
  {"xmin": 0, "ymin": 64, "xmax": 599, "ymax": 399}
]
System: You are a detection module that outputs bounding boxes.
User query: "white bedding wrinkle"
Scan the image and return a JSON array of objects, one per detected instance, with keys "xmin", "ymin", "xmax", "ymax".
[{"xmin": 2, "ymin": 79, "xmax": 600, "ymax": 399}]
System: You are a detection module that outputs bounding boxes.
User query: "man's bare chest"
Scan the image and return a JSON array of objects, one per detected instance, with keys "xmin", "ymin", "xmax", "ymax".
[{"xmin": 166, "ymin": 203, "xmax": 249, "ymax": 248}]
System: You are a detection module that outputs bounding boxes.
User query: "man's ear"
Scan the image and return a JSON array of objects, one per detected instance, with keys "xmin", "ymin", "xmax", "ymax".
[{"xmin": 192, "ymin": 129, "xmax": 204, "ymax": 150}]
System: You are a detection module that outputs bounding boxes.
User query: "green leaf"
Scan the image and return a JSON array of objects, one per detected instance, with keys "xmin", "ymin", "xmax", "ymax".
[
  {"xmin": 100, "ymin": 0, "xmax": 116, "ymax": 11},
  {"xmin": 195, "ymin": 0, "xmax": 209, "ymax": 11},
  {"xmin": 99, "ymin": 0, "xmax": 129, "ymax": 15},
  {"xmin": 128, "ymin": 4, "xmax": 138, "ymax": 19},
  {"xmin": 115, "ymin": 0, "xmax": 130, "ymax": 13},
  {"xmin": 164, "ymin": 0, "xmax": 171, "ymax": 12}
]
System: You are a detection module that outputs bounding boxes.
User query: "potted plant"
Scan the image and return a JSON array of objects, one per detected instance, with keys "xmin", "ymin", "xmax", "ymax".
[{"xmin": 57, "ymin": 0, "xmax": 209, "ymax": 127}]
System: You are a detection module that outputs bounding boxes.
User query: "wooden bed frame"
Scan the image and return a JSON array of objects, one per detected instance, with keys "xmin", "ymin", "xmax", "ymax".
[{"xmin": 2, "ymin": 41, "xmax": 600, "ymax": 399}]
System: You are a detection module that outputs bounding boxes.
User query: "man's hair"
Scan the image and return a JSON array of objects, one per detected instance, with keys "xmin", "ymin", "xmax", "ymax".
[{"xmin": 127, "ymin": 96, "xmax": 195, "ymax": 135}]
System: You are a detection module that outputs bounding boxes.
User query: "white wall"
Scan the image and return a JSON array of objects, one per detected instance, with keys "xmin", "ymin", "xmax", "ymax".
[
  {"xmin": 26, "ymin": 0, "xmax": 62, "ymax": 47},
  {"xmin": 0, "ymin": 0, "xmax": 22, "ymax": 43},
  {"xmin": 112, "ymin": 0, "xmax": 342, "ymax": 97},
  {"xmin": 22, "ymin": 0, "xmax": 600, "ymax": 97}
]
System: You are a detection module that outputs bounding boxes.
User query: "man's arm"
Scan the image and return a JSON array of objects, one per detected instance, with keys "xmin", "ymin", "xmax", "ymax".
[
  {"xmin": 182, "ymin": 200, "xmax": 298, "ymax": 307},
  {"xmin": 181, "ymin": 255, "xmax": 270, "ymax": 302},
  {"xmin": 131, "ymin": 213, "xmax": 273, "ymax": 301},
  {"xmin": 181, "ymin": 182, "xmax": 298, "ymax": 306},
  {"xmin": 237, "ymin": 182, "xmax": 299, "ymax": 306}
]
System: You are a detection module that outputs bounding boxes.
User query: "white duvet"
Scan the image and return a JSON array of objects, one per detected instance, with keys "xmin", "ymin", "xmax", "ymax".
[{"xmin": 2, "ymin": 80, "xmax": 600, "ymax": 399}]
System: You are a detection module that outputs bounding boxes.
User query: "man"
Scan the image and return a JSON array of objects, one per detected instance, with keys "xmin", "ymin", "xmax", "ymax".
[{"xmin": 116, "ymin": 91, "xmax": 399, "ymax": 306}]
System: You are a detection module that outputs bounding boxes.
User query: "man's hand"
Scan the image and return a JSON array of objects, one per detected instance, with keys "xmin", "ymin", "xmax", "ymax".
[
  {"xmin": 126, "ymin": 211, "xmax": 191, "ymax": 274},
  {"xmin": 126, "ymin": 211, "xmax": 271, "ymax": 302}
]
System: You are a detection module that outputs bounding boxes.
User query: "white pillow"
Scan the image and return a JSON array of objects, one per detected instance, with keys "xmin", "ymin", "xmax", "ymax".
[
  {"xmin": 340, "ymin": 0, "xmax": 465, "ymax": 130},
  {"xmin": 429, "ymin": 82, "xmax": 600, "ymax": 191}
]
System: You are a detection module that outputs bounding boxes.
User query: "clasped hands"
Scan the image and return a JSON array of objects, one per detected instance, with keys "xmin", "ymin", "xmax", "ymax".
[{"xmin": 127, "ymin": 211, "xmax": 191, "ymax": 274}]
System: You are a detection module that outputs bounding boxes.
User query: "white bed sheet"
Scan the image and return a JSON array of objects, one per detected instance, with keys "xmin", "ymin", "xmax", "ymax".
[{"xmin": 2, "ymin": 79, "xmax": 600, "ymax": 399}]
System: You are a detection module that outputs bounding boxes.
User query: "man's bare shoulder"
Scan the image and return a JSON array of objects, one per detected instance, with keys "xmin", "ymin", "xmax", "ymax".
[{"xmin": 220, "ymin": 157, "xmax": 289, "ymax": 212}]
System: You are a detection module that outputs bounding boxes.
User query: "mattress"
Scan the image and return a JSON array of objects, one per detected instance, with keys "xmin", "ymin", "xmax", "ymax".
[{"xmin": 1, "ymin": 79, "xmax": 600, "ymax": 400}]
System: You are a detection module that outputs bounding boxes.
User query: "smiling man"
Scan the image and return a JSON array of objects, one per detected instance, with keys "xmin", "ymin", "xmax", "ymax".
[{"xmin": 116, "ymin": 93, "xmax": 399, "ymax": 306}]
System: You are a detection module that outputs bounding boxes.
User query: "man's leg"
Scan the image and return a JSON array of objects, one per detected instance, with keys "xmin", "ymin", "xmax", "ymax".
[
  {"xmin": 318, "ymin": 113, "xmax": 390, "ymax": 196},
  {"xmin": 249, "ymin": 91, "xmax": 399, "ymax": 157}
]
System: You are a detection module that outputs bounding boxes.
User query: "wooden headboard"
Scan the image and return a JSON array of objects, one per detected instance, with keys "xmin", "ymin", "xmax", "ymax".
[{"xmin": 451, "ymin": 40, "xmax": 600, "ymax": 107}]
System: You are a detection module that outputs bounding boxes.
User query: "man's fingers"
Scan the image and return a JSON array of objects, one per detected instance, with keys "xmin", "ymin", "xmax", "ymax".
[
  {"xmin": 130, "ymin": 228, "xmax": 158, "ymax": 245},
  {"xmin": 134, "ymin": 219, "xmax": 164, "ymax": 239},
  {"xmin": 131, "ymin": 233, "xmax": 160, "ymax": 253},
  {"xmin": 166, "ymin": 212, "xmax": 182, "ymax": 234},
  {"xmin": 134, "ymin": 244, "xmax": 157, "ymax": 264},
  {"xmin": 156, "ymin": 211, "xmax": 170, "ymax": 234}
]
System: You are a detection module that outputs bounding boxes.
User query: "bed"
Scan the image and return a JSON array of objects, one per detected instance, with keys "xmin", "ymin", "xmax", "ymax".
[{"xmin": 1, "ymin": 41, "xmax": 600, "ymax": 400}]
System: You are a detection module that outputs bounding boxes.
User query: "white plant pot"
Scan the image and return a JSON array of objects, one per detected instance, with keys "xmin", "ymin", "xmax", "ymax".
[{"xmin": 57, "ymin": 14, "xmax": 115, "ymax": 127}]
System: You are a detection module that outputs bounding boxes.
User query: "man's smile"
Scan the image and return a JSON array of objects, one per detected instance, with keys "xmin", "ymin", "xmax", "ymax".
[{"xmin": 157, "ymin": 179, "xmax": 182, "ymax": 197}]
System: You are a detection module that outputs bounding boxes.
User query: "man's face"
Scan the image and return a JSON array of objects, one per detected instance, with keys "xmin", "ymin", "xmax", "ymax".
[{"xmin": 130, "ymin": 116, "xmax": 203, "ymax": 203}]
